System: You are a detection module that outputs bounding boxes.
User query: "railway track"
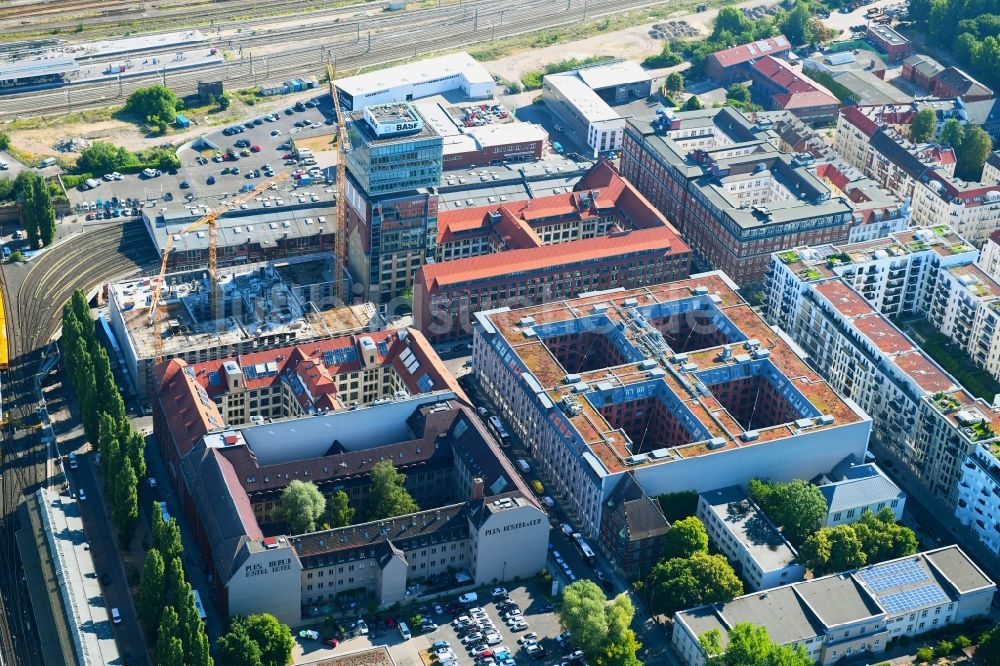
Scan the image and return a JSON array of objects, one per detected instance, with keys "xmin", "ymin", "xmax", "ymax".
[
  {"xmin": 0, "ymin": 0, "xmax": 379, "ymax": 38},
  {"xmin": 0, "ymin": 220, "xmax": 156, "ymax": 666},
  {"xmin": 0, "ymin": 0, "xmax": 670, "ymax": 118}
]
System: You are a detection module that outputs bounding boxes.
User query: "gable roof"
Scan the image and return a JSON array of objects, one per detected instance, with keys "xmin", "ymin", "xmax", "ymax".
[{"xmin": 708, "ymin": 36, "xmax": 791, "ymax": 69}]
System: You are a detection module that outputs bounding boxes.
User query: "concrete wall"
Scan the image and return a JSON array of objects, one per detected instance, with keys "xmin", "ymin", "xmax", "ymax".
[
  {"xmin": 227, "ymin": 543, "xmax": 303, "ymax": 626},
  {"xmin": 471, "ymin": 503, "xmax": 550, "ymax": 584},
  {"xmin": 633, "ymin": 420, "xmax": 872, "ymax": 497},
  {"xmin": 379, "ymin": 554, "xmax": 408, "ymax": 605}
]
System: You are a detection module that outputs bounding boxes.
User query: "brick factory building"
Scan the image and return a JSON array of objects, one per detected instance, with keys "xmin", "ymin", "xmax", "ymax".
[
  {"xmin": 472, "ymin": 272, "xmax": 871, "ymax": 535},
  {"xmin": 413, "ymin": 161, "xmax": 691, "ymax": 341},
  {"xmin": 865, "ymin": 24, "xmax": 914, "ymax": 63},
  {"xmin": 703, "ymin": 35, "xmax": 792, "ymax": 84},
  {"xmin": 749, "ymin": 56, "xmax": 840, "ymax": 125},
  {"xmin": 620, "ymin": 107, "xmax": 854, "ymax": 286}
]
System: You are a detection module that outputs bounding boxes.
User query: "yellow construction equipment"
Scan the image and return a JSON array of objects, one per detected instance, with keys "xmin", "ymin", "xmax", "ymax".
[
  {"xmin": 147, "ymin": 171, "xmax": 291, "ymax": 362},
  {"xmin": 328, "ymin": 63, "xmax": 350, "ymax": 303}
]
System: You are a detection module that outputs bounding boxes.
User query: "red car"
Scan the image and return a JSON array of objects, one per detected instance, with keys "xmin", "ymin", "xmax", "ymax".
[
  {"xmin": 251, "ymin": 145, "xmax": 262, "ymax": 153},
  {"xmin": 386, "ymin": 617, "xmax": 395, "ymax": 628},
  {"xmin": 322, "ymin": 638, "xmax": 338, "ymax": 647}
]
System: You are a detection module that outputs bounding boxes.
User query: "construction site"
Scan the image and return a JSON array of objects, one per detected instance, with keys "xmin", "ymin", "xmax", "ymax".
[{"xmin": 107, "ymin": 256, "xmax": 379, "ymax": 401}]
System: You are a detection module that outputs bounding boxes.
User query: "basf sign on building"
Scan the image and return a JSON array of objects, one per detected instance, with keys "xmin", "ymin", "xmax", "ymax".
[{"xmin": 364, "ymin": 103, "xmax": 425, "ymax": 138}]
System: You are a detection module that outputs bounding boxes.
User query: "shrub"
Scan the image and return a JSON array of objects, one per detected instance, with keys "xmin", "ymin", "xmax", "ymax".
[
  {"xmin": 915, "ymin": 647, "xmax": 934, "ymax": 662},
  {"xmin": 954, "ymin": 635, "xmax": 972, "ymax": 650}
]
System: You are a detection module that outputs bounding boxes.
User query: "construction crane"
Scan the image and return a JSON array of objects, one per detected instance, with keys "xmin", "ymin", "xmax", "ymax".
[
  {"xmin": 147, "ymin": 171, "xmax": 291, "ymax": 362},
  {"xmin": 328, "ymin": 62, "xmax": 350, "ymax": 303}
]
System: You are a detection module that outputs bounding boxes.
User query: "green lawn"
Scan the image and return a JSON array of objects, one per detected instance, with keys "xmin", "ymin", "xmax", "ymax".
[{"xmin": 907, "ymin": 319, "xmax": 1000, "ymax": 402}]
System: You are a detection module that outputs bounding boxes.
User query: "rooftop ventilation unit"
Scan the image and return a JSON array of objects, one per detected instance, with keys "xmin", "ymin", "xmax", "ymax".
[
  {"xmin": 707, "ymin": 437, "xmax": 727, "ymax": 450},
  {"xmin": 718, "ymin": 346, "xmax": 733, "ymax": 361},
  {"xmin": 671, "ymin": 353, "xmax": 689, "ymax": 364},
  {"xmin": 741, "ymin": 430, "xmax": 760, "ymax": 442},
  {"xmin": 744, "ymin": 339, "xmax": 761, "ymax": 350},
  {"xmin": 519, "ymin": 316, "xmax": 536, "ymax": 327},
  {"xmin": 751, "ymin": 349, "xmax": 771, "ymax": 360},
  {"xmin": 564, "ymin": 373, "xmax": 582, "ymax": 384},
  {"xmin": 680, "ymin": 362, "xmax": 699, "ymax": 373},
  {"xmin": 624, "ymin": 453, "xmax": 649, "ymax": 466},
  {"xmin": 692, "ymin": 286, "xmax": 709, "ymax": 295},
  {"xmin": 817, "ymin": 414, "xmax": 835, "ymax": 425},
  {"xmin": 623, "ymin": 298, "xmax": 639, "ymax": 307},
  {"xmin": 649, "ymin": 448, "xmax": 670, "ymax": 460}
]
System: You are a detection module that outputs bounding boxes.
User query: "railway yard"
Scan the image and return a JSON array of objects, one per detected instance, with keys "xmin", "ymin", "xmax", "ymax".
[{"xmin": 0, "ymin": 0, "xmax": 673, "ymax": 119}]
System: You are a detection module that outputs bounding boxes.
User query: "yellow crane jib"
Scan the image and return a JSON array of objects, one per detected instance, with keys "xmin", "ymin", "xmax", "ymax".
[{"xmin": 145, "ymin": 171, "xmax": 292, "ymax": 327}]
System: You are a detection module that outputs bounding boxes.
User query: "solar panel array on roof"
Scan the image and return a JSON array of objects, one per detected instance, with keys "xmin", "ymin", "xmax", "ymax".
[
  {"xmin": 756, "ymin": 40, "xmax": 773, "ymax": 52},
  {"xmin": 208, "ymin": 371, "xmax": 221, "ymax": 386},
  {"xmin": 879, "ymin": 584, "xmax": 949, "ymax": 613},
  {"xmin": 417, "ymin": 373, "xmax": 434, "ymax": 392},
  {"xmin": 377, "ymin": 340, "xmax": 390, "ymax": 356},
  {"xmin": 323, "ymin": 346, "xmax": 357, "ymax": 367},
  {"xmin": 858, "ymin": 559, "xmax": 928, "ymax": 591}
]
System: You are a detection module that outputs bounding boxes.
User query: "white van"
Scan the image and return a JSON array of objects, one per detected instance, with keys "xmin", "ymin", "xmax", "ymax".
[
  {"xmin": 398, "ymin": 621, "xmax": 411, "ymax": 640},
  {"xmin": 515, "ymin": 459, "xmax": 530, "ymax": 474},
  {"xmin": 38, "ymin": 157, "xmax": 56, "ymax": 168},
  {"xmin": 111, "ymin": 607, "xmax": 121, "ymax": 624}
]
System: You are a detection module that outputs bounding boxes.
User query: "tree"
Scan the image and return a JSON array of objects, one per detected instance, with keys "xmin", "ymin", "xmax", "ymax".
[
  {"xmin": 166, "ymin": 556, "xmax": 186, "ymax": 609},
  {"xmin": 799, "ymin": 529, "xmax": 832, "ymax": 573},
  {"xmin": 910, "ymin": 108, "xmax": 937, "ymax": 143},
  {"xmin": 747, "ymin": 478, "xmax": 825, "ymax": 545},
  {"xmin": 713, "ymin": 7, "xmax": 754, "ymax": 40},
  {"xmin": 125, "ymin": 84, "xmax": 182, "ymax": 125},
  {"xmin": 111, "ymin": 455, "xmax": 139, "ymax": 541},
  {"xmin": 243, "ymin": 613, "xmax": 295, "ymax": 666},
  {"xmin": 324, "ymin": 490, "xmax": 355, "ymax": 528},
  {"xmin": 76, "ymin": 141, "xmax": 138, "ymax": 177},
  {"xmin": 367, "ymin": 461, "xmax": 419, "ymax": 520},
  {"xmin": 665, "ymin": 72, "xmax": 684, "ymax": 95},
  {"xmin": 99, "ymin": 417, "xmax": 121, "ymax": 489},
  {"xmin": 647, "ymin": 552, "xmax": 743, "ymax": 616},
  {"xmin": 217, "ymin": 622, "xmax": 264, "ymax": 666},
  {"xmin": 979, "ymin": 625, "xmax": 1000, "ymax": 666},
  {"xmin": 935, "ymin": 640, "xmax": 955, "ymax": 657},
  {"xmin": 916, "ymin": 647, "xmax": 934, "ymax": 663},
  {"xmin": 956, "ymin": 125, "xmax": 993, "ymax": 181},
  {"xmin": 700, "ymin": 629, "xmax": 724, "ymax": 657},
  {"xmin": 780, "ymin": 2, "xmax": 814, "ymax": 45},
  {"xmin": 597, "ymin": 629, "xmax": 643, "ymax": 666},
  {"xmin": 940, "ymin": 118, "xmax": 965, "ymax": 149},
  {"xmin": 157, "ymin": 606, "xmax": 182, "ymax": 666},
  {"xmin": 160, "ymin": 637, "xmax": 185, "ymax": 666},
  {"xmin": 827, "ymin": 524, "xmax": 866, "ymax": 572},
  {"xmin": 560, "ymin": 581, "xmax": 610, "ymax": 657},
  {"xmin": 139, "ymin": 548, "xmax": 165, "ymax": 636},
  {"xmin": 153, "ymin": 508, "xmax": 184, "ymax": 563},
  {"xmin": 93, "ymin": 346, "xmax": 127, "ymax": 424},
  {"xmin": 17, "ymin": 170, "xmax": 55, "ymax": 248},
  {"xmin": 0, "ymin": 132, "xmax": 9, "ymax": 151},
  {"xmin": 276, "ymin": 480, "xmax": 326, "ymax": 534},
  {"xmin": 908, "ymin": 0, "xmax": 932, "ymax": 23},
  {"xmin": 218, "ymin": 92, "xmax": 232, "ymax": 110},
  {"xmin": 662, "ymin": 516, "xmax": 709, "ymax": 560},
  {"xmin": 606, "ymin": 594, "xmax": 634, "ymax": 644},
  {"xmin": 127, "ymin": 428, "xmax": 147, "ymax": 481},
  {"xmin": 682, "ymin": 95, "xmax": 704, "ymax": 111},
  {"xmin": 705, "ymin": 623, "xmax": 812, "ymax": 666},
  {"xmin": 726, "ymin": 83, "xmax": 752, "ymax": 104}
]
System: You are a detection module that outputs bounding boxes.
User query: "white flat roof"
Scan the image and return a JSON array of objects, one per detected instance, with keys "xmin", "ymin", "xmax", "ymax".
[
  {"xmin": 576, "ymin": 60, "xmax": 651, "ymax": 90},
  {"xmin": 545, "ymin": 73, "xmax": 622, "ymax": 123},
  {"xmin": 466, "ymin": 122, "xmax": 548, "ymax": 145},
  {"xmin": 337, "ymin": 52, "xmax": 492, "ymax": 96}
]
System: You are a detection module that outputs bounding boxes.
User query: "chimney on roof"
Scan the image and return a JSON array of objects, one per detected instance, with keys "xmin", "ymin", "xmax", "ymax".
[{"xmin": 472, "ymin": 477, "xmax": 485, "ymax": 501}]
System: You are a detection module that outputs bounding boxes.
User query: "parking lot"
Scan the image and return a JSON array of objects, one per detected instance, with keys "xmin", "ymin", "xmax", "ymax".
[
  {"xmin": 65, "ymin": 93, "xmax": 339, "ymax": 221},
  {"xmin": 292, "ymin": 583, "xmax": 577, "ymax": 666}
]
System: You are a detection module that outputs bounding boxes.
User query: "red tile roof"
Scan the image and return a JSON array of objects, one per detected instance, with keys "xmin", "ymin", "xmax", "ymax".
[
  {"xmin": 155, "ymin": 359, "xmax": 225, "ymax": 460},
  {"xmin": 752, "ymin": 56, "xmax": 839, "ymax": 109},
  {"xmin": 418, "ymin": 226, "xmax": 689, "ymax": 289},
  {"xmin": 436, "ymin": 161, "xmax": 669, "ymax": 246},
  {"xmin": 815, "ymin": 280, "xmax": 874, "ymax": 318},
  {"xmin": 839, "ymin": 106, "xmax": 879, "ymax": 137},
  {"xmin": 708, "ymin": 35, "xmax": 791, "ymax": 69}
]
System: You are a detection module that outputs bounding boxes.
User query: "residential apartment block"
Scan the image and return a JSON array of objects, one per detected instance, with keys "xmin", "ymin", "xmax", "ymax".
[
  {"xmin": 697, "ymin": 486, "xmax": 805, "ymax": 591},
  {"xmin": 764, "ymin": 237, "xmax": 1000, "ymax": 505},
  {"xmin": 673, "ymin": 546, "xmax": 994, "ymax": 666},
  {"xmin": 620, "ymin": 107, "xmax": 855, "ymax": 285},
  {"xmin": 908, "ymin": 170, "xmax": 1000, "ymax": 245},
  {"xmin": 956, "ymin": 443, "xmax": 1000, "ymax": 556},
  {"xmin": 834, "ymin": 106, "xmax": 956, "ymax": 202},
  {"xmin": 472, "ymin": 272, "xmax": 871, "ymax": 536}
]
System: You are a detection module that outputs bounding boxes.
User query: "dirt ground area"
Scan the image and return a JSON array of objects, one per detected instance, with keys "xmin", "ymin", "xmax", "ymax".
[
  {"xmin": 1, "ymin": 87, "xmax": 327, "ymax": 161},
  {"xmin": 483, "ymin": 0, "xmax": 782, "ymax": 83}
]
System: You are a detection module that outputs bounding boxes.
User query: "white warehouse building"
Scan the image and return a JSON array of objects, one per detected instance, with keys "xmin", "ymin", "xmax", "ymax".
[{"xmin": 335, "ymin": 52, "xmax": 495, "ymax": 111}]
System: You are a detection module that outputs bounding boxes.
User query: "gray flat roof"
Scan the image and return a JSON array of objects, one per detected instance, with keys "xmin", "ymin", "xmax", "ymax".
[
  {"xmin": 0, "ymin": 56, "xmax": 78, "ymax": 79},
  {"xmin": 796, "ymin": 574, "xmax": 882, "ymax": 626},
  {"xmin": 701, "ymin": 486, "xmax": 797, "ymax": 572},
  {"xmin": 147, "ymin": 204, "xmax": 333, "ymax": 254},
  {"xmin": 925, "ymin": 547, "xmax": 993, "ymax": 594}
]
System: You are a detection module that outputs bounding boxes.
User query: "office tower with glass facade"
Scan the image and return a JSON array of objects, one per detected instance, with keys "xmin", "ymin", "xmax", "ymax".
[{"xmin": 344, "ymin": 103, "xmax": 444, "ymax": 304}]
